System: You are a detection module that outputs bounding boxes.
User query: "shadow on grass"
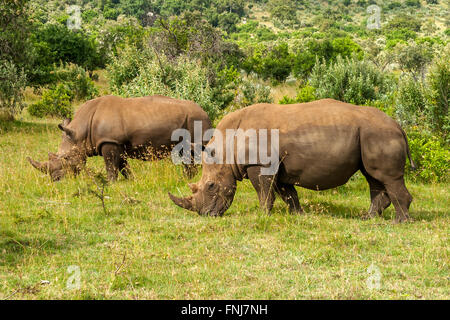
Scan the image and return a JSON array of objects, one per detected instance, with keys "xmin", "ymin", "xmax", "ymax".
[
  {"xmin": 0, "ymin": 229, "xmax": 76, "ymax": 267},
  {"xmin": 301, "ymin": 200, "xmax": 367, "ymax": 220},
  {"xmin": 0, "ymin": 119, "xmax": 57, "ymax": 135}
]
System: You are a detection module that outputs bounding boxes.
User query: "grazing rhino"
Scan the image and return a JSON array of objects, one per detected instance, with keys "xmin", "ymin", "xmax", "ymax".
[
  {"xmin": 169, "ymin": 99, "xmax": 415, "ymax": 223},
  {"xmin": 28, "ymin": 95, "xmax": 212, "ymax": 181}
]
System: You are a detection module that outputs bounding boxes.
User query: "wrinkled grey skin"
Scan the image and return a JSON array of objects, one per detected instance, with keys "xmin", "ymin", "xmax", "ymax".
[
  {"xmin": 169, "ymin": 99, "xmax": 415, "ymax": 223},
  {"xmin": 28, "ymin": 95, "xmax": 212, "ymax": 181}
]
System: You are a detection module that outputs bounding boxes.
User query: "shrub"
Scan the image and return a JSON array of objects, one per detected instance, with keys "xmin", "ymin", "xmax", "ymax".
[
  {"xmin": 296, "ymin": 85, "xmax": 316, "ymax": 103},
  {"xmin": 235, "ymin": 80, "xmax": 273, "ymax": 108},
  {"xmin": 395, "ymin": 75, "xmax": 427, "ymax": 126},
  {"xmin": 407, "ymin": 129, "xmax": 449, "ymax": 182},
  {"xmin": 0, "ymin": 60, "xmax": 27, "ymax": 119},
  {"xmin": 28, "ymin": 84, "xmax": 72, "ymax": 118},
  {"xmin": 426, "ymin": 49, "xmax": 449, "ymax": 136},
  {"xmin": 54, "ymin": 64, "xmax": 99, "ymax": 101},
  {"xmin": 278, "ymin": 95, "xmax": 297, "ymax": 104},
  {"xmin": 108, "ymin": 47, "xmax": 220, "ymax": 119},
  {"xmin": 310, "ymin": 56, "xmax": 394, "ymax": 105}
]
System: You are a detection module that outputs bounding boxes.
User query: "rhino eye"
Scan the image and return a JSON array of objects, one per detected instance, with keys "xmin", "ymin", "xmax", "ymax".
[{"xmin": 207, "ymin": 181, "xmax": 215, "ymax": 190}]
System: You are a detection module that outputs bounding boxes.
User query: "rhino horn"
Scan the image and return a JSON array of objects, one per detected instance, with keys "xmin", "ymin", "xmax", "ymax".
[
  {"xmin": 27, "ymin": 157, "xmax": 48, "ymax": 174},
  {"xmin": 168, "ymin": 192, "xmax": 195, "ymax": 211}
]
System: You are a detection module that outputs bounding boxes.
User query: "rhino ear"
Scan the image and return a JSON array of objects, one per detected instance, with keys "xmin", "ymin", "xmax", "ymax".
[{"xmin": 58, "ymin": 123, "xmax": 76, "ymax": 140}]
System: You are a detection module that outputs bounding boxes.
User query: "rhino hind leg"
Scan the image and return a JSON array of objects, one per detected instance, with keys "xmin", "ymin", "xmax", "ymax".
[
  {"xmin": 275, "ymin": 182, "xmax": 303, "ymax": 214},
  {"xmin": 361, "ymin": 171, "xmax": 391, "ymax": 219},
  {"xmin": 101, "ymin": 143, "xmax": 126, "ymax": 181},
  {"xmin": 247, "ymin": 166, "xmax": 276, "ymax": 214},
  {"xmin": 384, "ymin": 179, "xmax": 413, "ymax": 223}
]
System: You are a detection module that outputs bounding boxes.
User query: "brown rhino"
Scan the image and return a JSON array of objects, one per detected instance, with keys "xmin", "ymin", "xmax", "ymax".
[
  {"xmin": 169, "ymin": 99, "xmax": 415, "ymax": 223},
  {"xmin": 27, "ymin": 95, "xmax": 212, "ymax": 181}
]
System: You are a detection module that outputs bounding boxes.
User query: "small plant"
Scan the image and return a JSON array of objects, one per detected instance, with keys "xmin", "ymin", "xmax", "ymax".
[{"xmin": 85, "ymin": 169, "xmax": 109, "ymax": 215}]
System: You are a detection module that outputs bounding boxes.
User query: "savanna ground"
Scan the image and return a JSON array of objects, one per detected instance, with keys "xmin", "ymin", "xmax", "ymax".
[{"xmin": 0, "ymin": 111, "xmax": 448, "ymax": 300}]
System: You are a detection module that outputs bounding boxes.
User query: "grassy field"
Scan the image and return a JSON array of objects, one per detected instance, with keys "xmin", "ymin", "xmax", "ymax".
[{"xmin": 0, "ymin": 117, "xmax": 448, "ymax": 300}]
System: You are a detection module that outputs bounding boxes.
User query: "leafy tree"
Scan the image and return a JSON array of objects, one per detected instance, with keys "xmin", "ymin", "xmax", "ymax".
[
  {"xmin": 393, "ymin": 40, "xmax": 434, "ymax": 81},
  {"xmin": 0, "ymin": 0, "xmax": 32, "ymax": 71},
  {"xmin": 30, "ymin": 24, "xmax": 105, "ymax": 84},
  {"xmin": 386, "ymin": 14, "xmax": 422, "ymax": 32},
  {"xmin": 0, "ymin": 60, "xmax": 27, "ymax": 119},
  {"xmin": 267, "ymin": 0, "xmax": 299, "ymax": 25},
  {"xmin": 427, "ymin": 49, "xmax": 449, "ymax": 135}
]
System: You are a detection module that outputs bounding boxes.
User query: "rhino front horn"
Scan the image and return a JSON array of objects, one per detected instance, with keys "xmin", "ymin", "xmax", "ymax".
[
  {"xmin": 168, "ymin": 192, "xmax": 194, "ymax": 211},
  {"xmin": 27, "ymin": 157, "xmax": 48, "ymax": 174}
]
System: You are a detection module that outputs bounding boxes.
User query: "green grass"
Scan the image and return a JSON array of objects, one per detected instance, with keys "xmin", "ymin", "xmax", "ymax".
[{"xmin": 0, "ymin": 118, "xmax": 448, "ymax": 299}]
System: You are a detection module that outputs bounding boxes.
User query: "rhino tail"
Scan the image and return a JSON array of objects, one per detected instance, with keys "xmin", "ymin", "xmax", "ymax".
[{"xmin": 400, "ymin": 128, "xmax": 416, "ymax": 171}]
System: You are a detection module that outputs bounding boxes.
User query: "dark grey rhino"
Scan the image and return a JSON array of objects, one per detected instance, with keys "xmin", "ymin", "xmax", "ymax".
[{"xmin": 28, "ymin": 95, "xmax": 212, "ymax": 181}]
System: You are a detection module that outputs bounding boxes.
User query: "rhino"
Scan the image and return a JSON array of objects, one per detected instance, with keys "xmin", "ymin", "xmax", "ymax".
[
  {"xmin": 169, "ymin": 99, "xmax": 416, "ymax": 223},
  {"xmin": 27, "ymin": 95, "xmax": 212, "ymax": 181}
]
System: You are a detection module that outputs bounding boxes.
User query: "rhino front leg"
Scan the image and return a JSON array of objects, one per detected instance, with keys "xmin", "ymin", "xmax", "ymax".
[
  {"xmin": 247, "ymin": 166, "xmax": 276, "ymax": 214},
  {"xmin": 101, "ymin": 143, "xmax": 125, "ymax": 181},
  {"xmin": 275, "ymin": 182, "xmax": 303, "ymax": 214}
]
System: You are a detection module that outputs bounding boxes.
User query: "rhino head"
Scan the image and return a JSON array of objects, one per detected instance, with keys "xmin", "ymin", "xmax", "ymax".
[
  {"xmin": 169, "ymin": 144, "xmax": 237, "ymax": 216},
  {"xmin": 27, "ymin": 119, "xmax": 86, "ymax": 181}
]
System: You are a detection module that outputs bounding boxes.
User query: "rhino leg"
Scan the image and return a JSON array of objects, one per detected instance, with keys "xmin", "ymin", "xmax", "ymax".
[
  {"xmin": 275, "ymin": 182, "xmax": 303, "ymax": 214},
  {"xmin": 361, "ymin": 172, "xmax": 391, "ymax": 219},
  {"xmin": 101, "ymin": 143, "xmax": 125, "ymax": 181},
  {"xmin": 119, "ymin": 157, "xmax": 132, "ymax": 179},
  {"xmin": 384, "ymin": 179, "xmax": 413, "ymax": 223},
  {"xmin": 247, "ymin": 166, "xmax": 276, "ymax": 214}
]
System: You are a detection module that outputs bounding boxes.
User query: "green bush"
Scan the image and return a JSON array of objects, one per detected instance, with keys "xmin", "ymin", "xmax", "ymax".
[
  {"xmin": 278, "ymin": 95, "xmax": 297, "ymax": 104},
  {"xmin": 235, "ymin": 79, "xmax": 273, "ymax": 108},
  {"xmin": 54, "ymin": 64, "xmax": 99, "ymax": 101},
  {"xmin": 0, "ymin": 60, "xmax": 27, "ymax": 119},
  {"xmin": 310, "ymin": 56, "xmax": 394, "ymax": 105},
  {"xmin": 28, "ymin": 84, "xmax": 73, "ymax": 118},
  {"xmin": 108, "ymin": 46, "xmax": 221, "ymax": 119},
  {"xmin": 426, "ymin": 49, "xmax": 449, "ymax": 136},
  {"xmin": 395, "ymin": 75, "xmax": 427, "ymax": 126},
  {"xmin": 296, "ymin": 85, "xmax": 317, "ymax": 103},
  {"xmin": 407, "ymin": 129, "xmax": 449, "ymax": 182}
]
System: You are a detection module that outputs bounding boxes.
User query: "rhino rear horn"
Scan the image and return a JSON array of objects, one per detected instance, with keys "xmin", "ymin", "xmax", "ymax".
[
  {"xmin": 27, "ymin": 157, "xmax": 48, "ymax": 174},
  {"xmin": 168, "ymin": 192, "xmax": 195, "ymax": 211}
]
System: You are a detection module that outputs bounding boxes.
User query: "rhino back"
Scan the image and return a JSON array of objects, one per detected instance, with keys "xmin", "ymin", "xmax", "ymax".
[{"xmin": 90, "ymin": 95, "xmax": 210, "ymax": 152}]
